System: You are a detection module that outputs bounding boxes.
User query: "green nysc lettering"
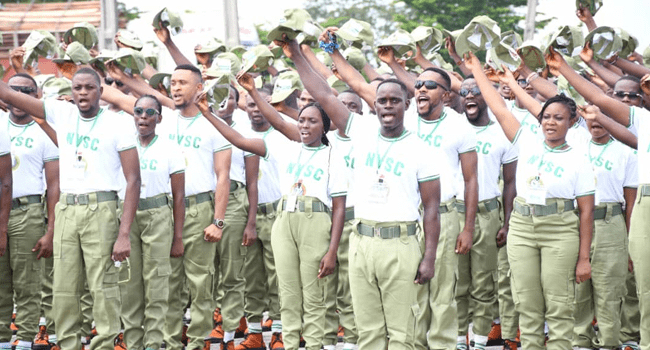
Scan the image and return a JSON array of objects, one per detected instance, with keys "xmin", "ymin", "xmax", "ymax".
[
  {"xmin": 12, "ymin": 136, "xmax": 34, "ymax": 149},
  {"xmin": 140, "ymin": 158, "xmax": 158, "ymax": 171},
  {"xmin": 419, "ymin": 133, "xmax": 442, "ymax": 147},
  {"xmin": 476, "ymin": 141, "xmax": 492, "ymax": 155},
  {"xmin": 365, "ymin": 153, "xmax": 404, "ymax": 176}
]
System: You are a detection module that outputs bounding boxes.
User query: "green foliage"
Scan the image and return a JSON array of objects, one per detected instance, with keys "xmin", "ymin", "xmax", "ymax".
[{"xmin": 117, "ymin": 2, "xmax": 141, "ymax": 22}]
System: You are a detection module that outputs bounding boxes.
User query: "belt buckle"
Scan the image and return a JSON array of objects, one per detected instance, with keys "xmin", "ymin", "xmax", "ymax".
[
  {"xmin": 73, "ymin": 194, "xmax": 79, "ymax": 205},
  {"xmin": 374, "ymin": 227, "xmax": 381, "ymax": 237},
  {"xmin": 529, "ymin": 206, "xmax": 535, "ymax": 216}
]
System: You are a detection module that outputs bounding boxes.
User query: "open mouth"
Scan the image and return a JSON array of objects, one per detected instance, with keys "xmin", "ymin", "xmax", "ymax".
[
  {"xmin": 417, "ymin": 95, "xmax": 430, "ymax": 110},
  {"xmin": 465, "ymin": 101, "xmax": 478, "ymax": 115}
]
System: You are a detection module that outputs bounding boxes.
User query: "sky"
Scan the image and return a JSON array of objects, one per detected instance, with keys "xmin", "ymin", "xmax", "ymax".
[{"xmin": 126, "ymin": 0, "xmax": 650, "ymax": 71}]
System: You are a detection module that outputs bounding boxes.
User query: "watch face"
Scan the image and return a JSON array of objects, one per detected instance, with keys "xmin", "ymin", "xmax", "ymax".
[{"xmin": 214, "ymin": 219, "xmax": 225, "ymax": 228}]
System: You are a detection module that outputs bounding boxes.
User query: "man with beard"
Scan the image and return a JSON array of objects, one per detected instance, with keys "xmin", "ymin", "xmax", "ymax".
[
  {"xmin": 454, "ymin": 77, "xmax": 518, "ymax": 350},
  {"xmin": 0, "ymin": 67, "xmax": 141, "ymax": 350},
  {"xmin": 0, "ymin": 73, "xmax": 59, "ymax": 350}
]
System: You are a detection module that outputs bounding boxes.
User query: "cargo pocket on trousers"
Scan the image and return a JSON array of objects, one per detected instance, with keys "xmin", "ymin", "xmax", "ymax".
[
  {"xmin": 151, "ymin": 262, "xmax": 171, "ymax": 300},
  {"xmin": 509, "ymin": 270, "xmax": 520, "ymax": 306}
]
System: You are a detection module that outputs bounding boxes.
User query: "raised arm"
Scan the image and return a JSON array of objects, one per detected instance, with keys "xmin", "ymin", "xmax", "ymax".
[
  {"xmin": 444, "ymin": 37, "xmax": 472, "ymax": 77},
  {"xmin": 464, "ymin": 52, "xmax": 520, "ymax": 141},
  {"xmin": 319, "ymin": 28, "xmax": 377, "ymax": 108},
  {"xmin": 237, "ymin": 72, "xmax": 301, "ymax": 142},
  {"xmin": 300, "ymin": 44, "xmax": 333, "ymax": 80},
  {"xmin": 498, "ymin": 67, "xmax": 542, "ymax": 116},
  {"xmin": 0, "ymin": 82, "xmax": 45, "ymax": 119},
  {"xmin": 613, "ymin": 56, "xmax": 650, "ymax": 79},
  {"xmin": 576, "ymin": 5, "xmax": 597, "ymax": 32},
  {"xmin": 154, "ymin": 23, "xmax": 193, "ymax": 67},
  {"xmin": 580, "ymin": 43, "xmax": 621, "ymax": 88},
  {"xmin": 518, "ymin": 64, "xmax": 558, "ymax": 99},
  {"xmin": 378, "ymin": 46, "xmax": 416, "ymax": 95},
  {"xmin": 581, "ymin": 105, "xmax": 638, "ymax": 149},
  {"xmin": 548, "ymin": 48, "xmax": 631, "ymax": 126},
  {"xmin": 195, "ymin": 94, "xmax": 267, "ymax": 157},
  {"xmin": 105, "ymin": 63, "xmax": 175, "ymax": 110},
  {"xmin": 279, "ymin": 38, "xmax": 352, "ymax": 132},
  {"xmin": 101, "ymin": 83, "xmax": 138, "ymax": 115}
]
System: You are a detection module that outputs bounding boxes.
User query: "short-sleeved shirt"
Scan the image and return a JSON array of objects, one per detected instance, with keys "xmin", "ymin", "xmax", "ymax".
[
  {"xmin": 229, "ymin": 121, "xmax": 248, "ymax": 185},
  {"xmin": 405, "ymin": 107, "xmax": 476, "ymax": 202},
  {"xmin": 136, "ymin": 135, "xmax": 185, "ymax": 198},
  {"xmin": 2, "ymin": 113, "xmax": 59, "ymax": 198},
  {"xmin": 248, "ymin": 127, "xmax": 282, "ymax": 205},
  {"xmin": 158, "ymin": 107, "xmax": 231, "ymax": 196},
  {"xmin": 0, "ymin": 127, "xmax": 11, "ymax": 156},
  {"xmin": 44, "ymin": 99, "xmax": 136, "ymax": 194},
  {"xmin": 586, "ymin": 138, "xmax": 637, "ymax": 204},
  {"xmin": 629, "ymin": 106, "xmax": 650, "ymax": 184},
  {"xmin": 512, "ymin": 127, "xmax": 595, "ymax": 202},
  {"xmin": 263, "ymin": 132, "xmax": 341, "ymax": 208},
  {"xmin": 345, "ymin": 112, "xmax": 439, "ymax": 222},
  {"xmin": 330, "ymin": 132, "xmax": 355, "ymax": 207},
  {"xmin": 457, "ymin": 121, "xmax": 517, "ymax": 202}
]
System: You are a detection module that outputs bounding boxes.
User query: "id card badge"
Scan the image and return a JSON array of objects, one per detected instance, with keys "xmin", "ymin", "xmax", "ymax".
[
  {"xmin": 285, "ymin": 180, "xmax": 304, "ymax": 212},
  {"xmin": 526, "ymin": 176, "xmax": 547, "ymax": 205},
  {"xmin": 369, "ymin": 174, "xmax": 389, "ymax": 204},
  {"xmin": 71, "ymin": 151, "xmax": 86, "ymax": 181}
]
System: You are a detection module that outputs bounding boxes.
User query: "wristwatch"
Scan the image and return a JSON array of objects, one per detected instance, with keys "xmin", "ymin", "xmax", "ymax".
[{"xmin": 213, "ymin": 218, "xmax": 225, "ymax": 229}]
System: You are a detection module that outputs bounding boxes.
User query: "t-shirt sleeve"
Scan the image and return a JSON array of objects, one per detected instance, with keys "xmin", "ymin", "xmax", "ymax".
[
  {"xmin": 212, "ymin": 131, "xmax": 232, "ymax": 153},
  {"xmin": 416, "ymin": 138, "xmax": 440, "ymax": 183},
  {"xmin": 624, "ymin": 149, "xmax": 639, "ymax": 189},
  {"xmin": 575, "ymin": 154, "xmax": 596, "ymax": 197},
  {"xmin": 627, "ymin": 106, "xmax": 648, "ymax": 137},
  {"xmin": 329, "ymin": 149, "xmax": 348, "ymax": 198},
  {"xmin": 115, "ymin": 114, "xmax": 136, "ymax": 151},
  {"xmin": 168, "ymin": 142, "xmax": 186, "ymax": 175},
  {"xmin": 457, "ymin": 118, "xmax": 477, "ymax": 154},
  {"xmin": 42, "ymin": 136, "xmax": 59, "ymax": 162},
  {"xmin": 343, "ymin": 112, "xmax": 364, "ymax": 139},
  {"xmin": 0, "ymin": 131, "xmax": 9, "ymax": 156},
  {"xmin": 43, "ymin": 98, "xmax": 75, "ymax": 126},
  {"xmin": 501, "ymin": 141, "xmax": 518, "ymax": 164}
]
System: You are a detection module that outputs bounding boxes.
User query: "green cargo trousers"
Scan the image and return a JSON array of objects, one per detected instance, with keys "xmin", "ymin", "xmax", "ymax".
[
  {"xmin": 573, "ymin": 203, "xmax": 628, "ymax": 349},
  {"xmin": 324, "ymin": 209, "xmax": 358, "ymax": 346},
  {"xmin": 349, "ymin": 219, "xmax": 422, "ymax": 350},
  {"xmin": 212, "ymin": 186, "xmax": 248, "ymax": 332},
  {"xmin": 496, "ymin": 245, "xmax": 519, "ymax": 340},
  {"xmin": 120, "ymin": 200, "xmax": 173, "ymax": 350},
  {"xmin": 164, "ymin": 195, "xmax": 215, "ymax": 350},
  {"xmin": 243, "ymin": 202, "xmax": 280, "ymax": 323},
  {"xmin": 271, "ymin": 197, "xmax": 332, "ymax": 350},
  {"xmin": 628, "ymin": 186, "xmax": 650, "ymax": 350},
  {"xmin": 508, "ymin": 197, "xmax": 579, "ymax": 350},
  {"xmin": 456, "ymin": 199, "xmax": 500, "ymax": 338},
  {"xmin": 619, "ymin": 271, "xmax": 640, "ymax": 345},
  {"xmin": 0, "ymin": 202, "xmax": 44, "ymax": 342},
  {"xmin": 415, "ymin": 200, "xmax": 459, "ymax": 350},
  {"xmin": 52, "ymin": 193, "xmax": 122, "ymax": 350}
]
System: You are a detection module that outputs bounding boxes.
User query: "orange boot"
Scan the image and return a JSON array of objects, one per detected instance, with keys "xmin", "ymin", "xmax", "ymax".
[
  {"xmin": 262, "ymin": 318, "xmax": 272, "ymax": 332},
  {"xmin": 214, "ymin": 308, "xmax": 223, "ymax": 325},
  {"xmin": 234, "ymin": 317, "xmax": 247, "ymax": 339},
  {"xmin": 114, "ymin": 333, "xmax": 127, "ymax": 350},
  {"xmin": 208, "ymin": 323, "xmax": 224, "ymax": 344},
  {"xmin": 269, "ymin": 333, "xmax": 285, "ymax": 350},
  {"xmin": 486, "ymin": 322, "xmax": 503, "ymax": 346},
  {"xmin": 33, "ymin": 326, "xmax": 50, "ymax": 350},
  {"xmin": 234, "ymin": 333, "xmax": 265, "ymax": 350}
]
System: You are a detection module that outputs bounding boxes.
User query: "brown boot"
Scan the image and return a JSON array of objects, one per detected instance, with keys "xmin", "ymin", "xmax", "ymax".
[
  {"xmin": 234, "ymin": 333, "xmax": 265, "ymax": 350},
  {"xmin": 114, "ymin": 333, "xmax": 127, "ymax": 350},
  {"xmin": 503, "ymin": 339, "xmax": 518, "ymax": 350},
  {"xmin": 221, "ymin": 340, "xmax": 234, "ymax": 350},
  {"xmin": 33, "ymin": 326, "xmax": 50, "ymax": 350},
  {"xmin": 208, "ymin": 324, "xmax": 224, "ymax": 344},
  {"xmin": 234, "ymin": 317, "xmax": 247, "ymax": 339},
  {"xmin": 269, "ymin": 333, "xmax": 285, "ymax": 350}
]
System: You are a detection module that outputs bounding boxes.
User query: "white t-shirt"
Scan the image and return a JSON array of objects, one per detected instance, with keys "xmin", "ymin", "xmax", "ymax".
[
  {"xmin": 512, "ymin": 127, "xmax": 595, "ymax": 202},
  {"xmin": 44, "ymin": 100, "xmax": 136, "ymax": 194},
  {"xmin": 457, "ymin": 121, "xmax": 517, "ymax": 202},
  {"xmin": 629, "ymin": 106, "xmax": 650, "ymax": 184},
  {"xmin": 586, "ymin": 138, "xmax": 638, "ymax": 204},
  {"xmin": 229, "ymin": 121, "xmax": 248, "ymax": 185},
  {"xmin": 2, "ymin": 113, "xmax": 59, "ymax": 198},
  {"xmin": 509, "ymin": 100, "xmax": 541, "ymax": 137},
  {"xmin": 345, "ymin": 112, "xmax": 439, "ymax": 222},
  {"xmin": 0, "ymin": 128, "xmax": 9, "ymax": 156},
  {"xmin": 249, "ymin": 126, "xmax": 282, "ymax": 205},
  {"xmin": 405, "ymin": 107, "xmax": 476, "ymax": 202},
  {"xmin": 330, "ymin": 132, "xmax": 355, "ymax": 207},
  {"xmin": 158, "ymin": 107, "xmax": 231, "ymax": 196},
  {"xmin": 264, "ymin": 132, "xmax": 340, "ymax": 208},
  {"xmin": 136, "ymin": 135, "xmax": 185, "ymax": 198}
]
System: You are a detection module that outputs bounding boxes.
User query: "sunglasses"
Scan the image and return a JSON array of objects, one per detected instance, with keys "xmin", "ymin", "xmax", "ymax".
[
  {"xmin": 517, "ymin": 79, "xmax": 529, "ymax": 87},
  {"xmin": 613, "ymin": 91, "xmax": 641, "ymax": 99},
  {"xmin": 10, "ymin": 85, "xmax": 36, "ymax": 94},
  {"xmin": 459, "ymin": 86, "xmax": 481, "ymax": 97},
  {"xmin": 105, "ymin": 77, "xmax": 124, "ymax": 87},
  {"xmin": 134, "ymin": 107, "xmax": 159, "ymax": 116},
  {"xmin": 415, "ymin": 80, "xmax": 448, "ymax": 91}
]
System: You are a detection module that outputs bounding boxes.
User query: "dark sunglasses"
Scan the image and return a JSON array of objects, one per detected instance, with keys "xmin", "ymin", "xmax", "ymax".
[
  {"xmin": 614, "ymin": 91, "xmax": 641, "ymax": 99},
  {"xmin": 415, "ymin": 80, "xmax": 448, "ymax": 91},
  {"xmin": 459, "ymin": 86, "xmax": 481, "ymax": 97},
  {"xmin": 517, "ymin": 79, "xmax": 528, "ymax": 87},
  {"xmin": 105, "ymin": 77, "xmax": 124, "ymax": 87},
  {"xmin": 134, "ymin": 107, "xmax": 159, "ymax": 116},
  {"xmin": 10, "ymin": 85, "xmax": 36, "ymax": 94}
]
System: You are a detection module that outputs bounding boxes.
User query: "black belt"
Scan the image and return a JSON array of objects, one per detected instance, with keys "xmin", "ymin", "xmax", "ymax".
[
  {"xmin": 11, "ymin": 194, "xmax": 42, "ymax": 210},
  {"xmin": 257, "ymin": 200, "xmax": 279, "ymax": 215},
  {"xmin": 138, "ymin": 195, "xmax": 169, "ymax": 211},
  {"xmin": 185, "ymin": 192, "xmax": 212, "ymax": 207},
  {"xmin": 440, "ymin": 201, "xmax": 455, "ymax": 214},
  {"xmin": 281, "ymin": 199, "xmax": 330, "ymax": 213},
  {"xmin": 593, "ymin": 203, "xmax": 623, "ymax": 220},
  {"xmin": 61, "ymin": 191, "xmax": 117, "ymax": 205},
  {"xmin": 513, "ymin": 199, "xmax": 575, "ymax": 217},
  {"xmin": 345, "ymin": 207, "xmax": 355, "ymax": 221},
  {"xmin": 230, "ymin": 181, "xmax": 244, "ymax": 193},
  {"xmin": 456, "ymin": 197, "xmax": 499, "ymax": 214},
  {"xmin": 357, "ymin": 222, "xmax": 417, "ymax": 239}
]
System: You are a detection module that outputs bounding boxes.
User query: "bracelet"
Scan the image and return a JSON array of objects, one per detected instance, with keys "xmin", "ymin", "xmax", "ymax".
[
  {"xmin": 526, "ymin": 72, "xmax": 539, "ymax": 84},
  {"xmin": 454, "ymin": 59, "xmax": 463, "ymax": 66}
]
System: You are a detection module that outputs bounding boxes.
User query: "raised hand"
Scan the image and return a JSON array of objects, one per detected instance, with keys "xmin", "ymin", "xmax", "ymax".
[
  {"xmin": 580, "ymin": 42, "xmax": 594, "ymax": 64},
  {"xmin": 153, "ymin": 21, "xmax": 171, "ymax": 44},
  {"xmin": 377, "ymin": 46, "xmax": 396, "ymax": 65},
  {"xmin": 236, "ymin": 72, "xmax": 255, "ymax": 92}
]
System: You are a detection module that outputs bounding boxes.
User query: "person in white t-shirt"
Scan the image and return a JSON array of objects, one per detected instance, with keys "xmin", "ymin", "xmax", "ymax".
[
  {"xmin": 546, "ymin": 50, "xmax": 650, "ymax": 350},
  {"xmin": 454, "ymin": 76, "xmax": 518, "ymax": 350},
  {"xmin": 0, "ymin": 67, "xmax": 142, "ymax": 350},
  {"xmin": 282, "ymin": 36, "xmax": 440, "ymax": 350},
  {"xmin": 195, "ymin": 71, "xmax": 346, "ymax": 350},
  {"xmin": 0, "ymin": 74, "xmax": 59, "ymax": 350},
  {"xmin": 118, "ymin": 95, "xmax": 186, "ymax": 350},
  {"xmin": 0, "ymin": 99, "xmax": 14, "ymax": 350},
  {"xmin": 466, "ymin": 52, "xmax": 595, "ymax": 350}
]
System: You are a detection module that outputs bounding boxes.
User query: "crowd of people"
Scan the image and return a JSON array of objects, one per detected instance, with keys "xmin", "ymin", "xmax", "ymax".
[{"xmin": 1, "ymin": 2, "xmax": 649, "ymax": 350}]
